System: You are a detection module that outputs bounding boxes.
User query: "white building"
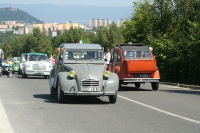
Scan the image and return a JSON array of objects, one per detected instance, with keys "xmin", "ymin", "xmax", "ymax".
[{"xmin": 118, "ymin": 19, "xmax": 124, "ymax": 27}]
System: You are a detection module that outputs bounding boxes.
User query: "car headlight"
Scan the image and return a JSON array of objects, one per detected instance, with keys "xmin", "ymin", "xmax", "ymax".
[
  {"xmin": 69, "ymin": 71, "xmax": 76, "ymax": 77},
  {"xmin": 104, "ymin": 71, "xmax": 111, "ymax": 78}
]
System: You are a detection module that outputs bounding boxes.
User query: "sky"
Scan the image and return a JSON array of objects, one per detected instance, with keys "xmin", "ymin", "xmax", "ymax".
[{"xmin": 0, "ymin": 0, "xmax": 139, "ymax": 7}]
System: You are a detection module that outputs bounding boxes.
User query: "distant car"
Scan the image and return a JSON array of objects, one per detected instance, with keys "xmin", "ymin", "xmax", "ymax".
[
  {"xmin": 12, "ymin": 61, "xmax": 20, "ymax": 74},
  {"xmin": 108, "ymin": 43, "xmax": 160, "ymax": 91},
  {"xmin": 20, "ymin": 53, "xmax": 52, "ymax": 78},
  {"xmin": 49, "ymin": 43, "xmax": 119, "ymax": 103}
]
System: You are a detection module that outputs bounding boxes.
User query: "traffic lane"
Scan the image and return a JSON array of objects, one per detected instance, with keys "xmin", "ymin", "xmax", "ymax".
[
  {"xmin": 119, "ymin": 83, "xmax": 200, "ymax": 123},
  {"xmin": 0, "ymin": 76, "xmax": 199, "ymax": 133}
]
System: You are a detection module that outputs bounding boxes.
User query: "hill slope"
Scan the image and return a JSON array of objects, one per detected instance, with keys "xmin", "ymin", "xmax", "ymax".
[{"xmin": 0, "ymin": 7, "xmax": 44, "ymax": 24}]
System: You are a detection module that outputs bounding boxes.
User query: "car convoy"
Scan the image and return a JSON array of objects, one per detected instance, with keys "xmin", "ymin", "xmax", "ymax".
[{"xmin": 1, "ymin": 43, "xmax": 160, "ymax": 104}]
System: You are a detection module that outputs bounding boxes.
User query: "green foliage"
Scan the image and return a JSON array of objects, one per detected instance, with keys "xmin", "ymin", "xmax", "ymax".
[
  {"xmin": 0, "ymin": 8, "xmax": 43, "ymax": 24},
  {"xmin": 124, "ymin": 0, "xmax": 200, "ymax": 85}
]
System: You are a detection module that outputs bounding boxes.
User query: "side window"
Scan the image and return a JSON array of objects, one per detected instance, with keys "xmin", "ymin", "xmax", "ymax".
[
  {"xmin": 117, "ymin": 50, "xmax": 121, "ymax": 62},
  {"xmin": 113, "ymin": 49, "xmax": 117, "ymax": 63}
]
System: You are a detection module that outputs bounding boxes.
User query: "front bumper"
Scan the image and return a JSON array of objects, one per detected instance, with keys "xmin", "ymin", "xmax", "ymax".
[
  {"xmin": 123, "ymin": 78, "xmax": 159, "ymax": 83},
  {"xmin": 64, "ymin": 91, "xmax": 116, "ymax": 96},
  {"xmin": 25, "ymin": 70, "xmax": 50, "ymax": 76}
]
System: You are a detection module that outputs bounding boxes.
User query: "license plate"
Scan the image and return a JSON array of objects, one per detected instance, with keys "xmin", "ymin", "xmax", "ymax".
[
  {"xmin": 81, "ymin": 87, "xmax": 100, "ymax": 91},
  {"xmin": 34, "ymin": 71, "xmax": 44, "ymax": 74},
  {"xmin": 138, "ymin": 74, "xmax": 149, "ymax": 78}
]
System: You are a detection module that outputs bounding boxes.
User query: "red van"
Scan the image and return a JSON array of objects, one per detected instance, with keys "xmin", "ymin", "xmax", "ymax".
[{"xmin": 108, "ymin": 43, "xmax": 160, "ymax": 90}]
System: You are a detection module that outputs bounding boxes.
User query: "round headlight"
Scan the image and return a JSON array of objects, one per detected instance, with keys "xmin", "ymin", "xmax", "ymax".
[
  {"xmin": 104, "ymin": 71, "xmax": 111, "ymax": 78},
  {"xmin": 69, "ymin": 71, "xmax": 76, "ymax": 77}
]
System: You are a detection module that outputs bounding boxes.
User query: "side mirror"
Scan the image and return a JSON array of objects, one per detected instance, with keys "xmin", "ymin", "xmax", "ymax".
[{"xmin": 104, "ymin": 59, "xmax": 108, "ymax": 61}]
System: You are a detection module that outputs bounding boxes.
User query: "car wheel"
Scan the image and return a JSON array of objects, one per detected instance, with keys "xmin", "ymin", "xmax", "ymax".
[
  {"xmin": 118, "ymin": 80, "xmax": 122, "ymax": 90},
  {"xmin": 151, "ymin": 82, "xmax": 159, "ymax": 91},
  {"xmin": 22, "ymin": 71, "xmax": 27, "ymax": 78},
  {"xmin": 58, "ymin": 80, "xmax": 65, "ymax": 103},
  {"xmin": 135, "ymin": 83, "xmax": 141, "ymax": 89},
  {"xmin": 44, "ymin": 75, "xmax": 49, "ymax": 79},
  {"xmin": 18, "ymin": 69, "xmax": 22, "ymax": 75},
  {"xmin": 7, "ymin": 72, "xmax": 13, "ymax": 78},
  {"xmin": 109, "ymin": 91, "xmax": 117, "ymax": 104}
]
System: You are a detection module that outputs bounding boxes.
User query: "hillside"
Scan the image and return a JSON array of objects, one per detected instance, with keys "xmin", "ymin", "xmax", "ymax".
[{"xmin": 0, "ymin": 6, "xmax": 44, "ymax": 24}]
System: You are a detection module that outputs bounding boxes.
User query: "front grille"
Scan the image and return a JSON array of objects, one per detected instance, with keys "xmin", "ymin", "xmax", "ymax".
[
  {"xmin": 32, "ymin": 64, "xmax": 46, "ymax": 70},
  {"xmin": 80, "ymin": 79, "xmax": 99, "ymax": 86}
]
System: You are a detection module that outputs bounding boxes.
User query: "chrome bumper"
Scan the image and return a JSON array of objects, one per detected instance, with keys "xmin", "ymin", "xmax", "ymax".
[
  {"xmin": 64, "ymin": 91, "xmax": 115, "ymax": 96},
  {"xmin": 123, "ymin": 78, "xmax": 159, "ymax": 83}
]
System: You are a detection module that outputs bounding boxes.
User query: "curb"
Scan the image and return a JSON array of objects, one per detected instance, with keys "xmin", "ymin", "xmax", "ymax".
[{"xmin": 159, "ymin": 82, "xmax": 200, "ymax": 90}]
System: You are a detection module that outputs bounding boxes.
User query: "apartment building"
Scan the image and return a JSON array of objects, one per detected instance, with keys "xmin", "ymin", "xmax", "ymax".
[{"xmin": 118, "ymin": 19, "xmax": 125, "ymax": 27}]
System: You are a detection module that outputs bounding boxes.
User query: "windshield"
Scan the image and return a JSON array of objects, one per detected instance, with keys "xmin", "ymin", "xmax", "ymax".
[
  {"xmin": 27, "ymin": 54, "xmax": 48, "ymax": 61},
  {"xmin": 63, "ymin": 50, "xmax": 103, "ymax": 61},
  {"xmin": 14, "ymin": 57, "xmax": 21, "ymax": 61},
  {"xmin": 123, "ymin": 50, "xmax": 152, "ymax": 59}
]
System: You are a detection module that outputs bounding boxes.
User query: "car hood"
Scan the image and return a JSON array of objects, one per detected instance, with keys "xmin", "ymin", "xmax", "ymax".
[{"xmin": 64, "ymin": 64, "xmax": 106, "ymax": 80}]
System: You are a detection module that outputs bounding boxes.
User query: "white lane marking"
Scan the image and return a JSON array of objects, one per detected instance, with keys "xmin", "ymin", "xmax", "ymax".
[
  {"xmin": 118, "ymin": 95, "xmax": 200, "ymax": 124},
  {"xmin": 0, "ymin": 100, "xmax": 14, "ymax": 133}
]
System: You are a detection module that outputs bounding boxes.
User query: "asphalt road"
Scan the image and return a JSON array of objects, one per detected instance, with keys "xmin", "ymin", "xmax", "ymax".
[{"xmin": 0, "ymin": 74, "xmax": 200, "ymax": 133}]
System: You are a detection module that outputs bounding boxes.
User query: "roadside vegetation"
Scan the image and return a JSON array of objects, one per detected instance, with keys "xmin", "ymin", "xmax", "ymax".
[{"xmin": 0, "ymin": 0, "xmax": 200, "ymax": 85}]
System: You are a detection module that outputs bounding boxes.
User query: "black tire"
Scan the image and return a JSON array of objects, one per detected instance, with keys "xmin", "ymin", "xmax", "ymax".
[
  {"xmin": 118, "ymin": 80, "xmax": 123, "ymax": 90},
  {"xmin": 151, "ymin": 82, "xmax": 159, "ymax": 91},
  {"xmin": 8, "ymin": 72, "xmax": 13, "ymax": 78},
  {"xmin": 58, "ymin": 81, "xmax": 65, "ymax": 103},
  {"xmin": 135, "ymin": 83, "xmax": 141, "ymax": 89},
  {"xmin": 18, "ymin": 69, "xmax": 22, "ymax": 75},
  {"xmin": 109, "ymin": 91, "xmax": 117, "ymax": 104},
  {"xmin": 22, "ymin": 71, "xmax": 27, "ymax": 78}
]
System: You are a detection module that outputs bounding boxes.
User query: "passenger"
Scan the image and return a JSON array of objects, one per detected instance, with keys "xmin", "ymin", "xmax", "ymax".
[
  {"xmin": 140, "ymin": 51, "xmax": 145, "ymax": 58},
  {"xmin": 29, "ymin": 56, "xmax": 34, "ymax": 61},
  {"xmin": 127, "ymin": 51, "xmax": 136, "ymax": 58}
]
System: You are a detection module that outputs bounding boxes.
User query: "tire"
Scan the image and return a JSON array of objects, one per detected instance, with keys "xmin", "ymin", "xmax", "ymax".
[
  {"xmin": 44, "ymin": 75, "xmax": 49, "ymax": 79},
  {"xmin": 22, "ymin": 71, "xmax": 27, "ymax": 78},
  {"xmin": 118, "ymin": 80, "xmax": 123, "ymax": 90},
  {"xmin": 151, "ymin": 82, "xmax": 159, "ymax": 91},
  {"xmin": 109, "ymin": 91, "xmax": 117, "ymax": 104},
  {"xmin": 58, "ymin": 80, "xmax": 65, "ymax": 103},
  {"xmin": 135, "ymin": 83, "xmax": 141, "ymax": 89},
  {"xmin": 18, "ymin": 69, "xmax": 22, "ymax": 75},
  {"xmin": 7, "ymin": 72, "xmax": 13, "ymax": 78}
]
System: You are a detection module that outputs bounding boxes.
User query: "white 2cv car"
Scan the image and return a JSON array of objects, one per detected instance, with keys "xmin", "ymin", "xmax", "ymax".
[{"xmin": 49, "ymin": 43, "xmax": 119, "ymax": 103}]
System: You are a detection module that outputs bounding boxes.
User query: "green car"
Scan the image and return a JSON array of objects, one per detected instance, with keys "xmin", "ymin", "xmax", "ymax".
[{"xmin": 12, "ymin": 61, "xmax": 20, "ymax": 74}]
